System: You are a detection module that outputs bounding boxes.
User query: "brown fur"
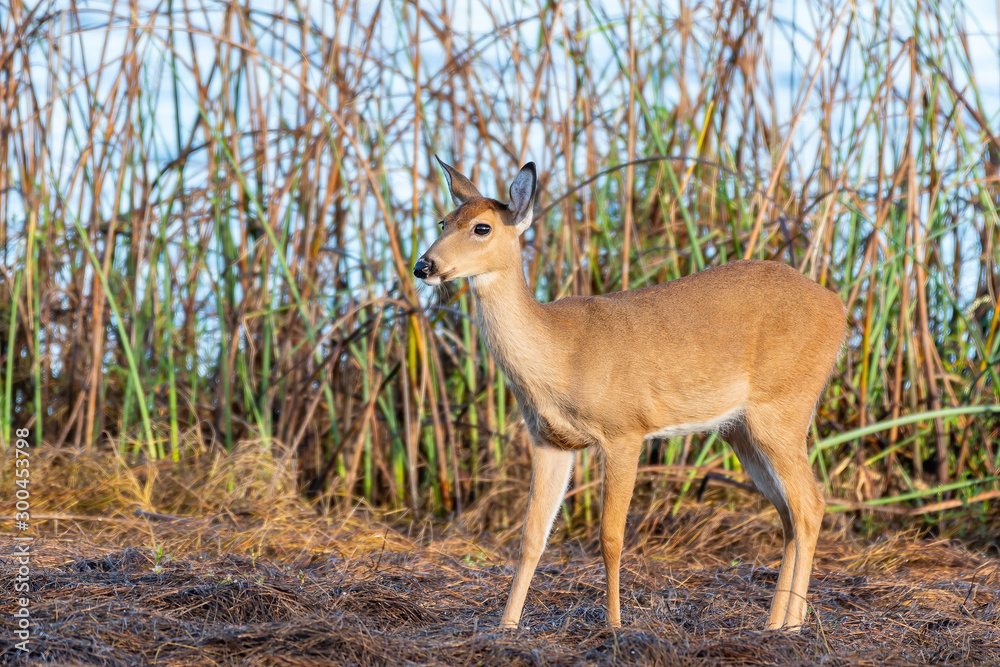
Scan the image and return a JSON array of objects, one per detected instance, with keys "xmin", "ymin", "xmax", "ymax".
[
  {"xmin": 443, "ymin": 197, "xmax": 507, "ymax": 224},
  {"xmin": 416, "ymin": 163, "xmax": 847, "ymax": 632}
]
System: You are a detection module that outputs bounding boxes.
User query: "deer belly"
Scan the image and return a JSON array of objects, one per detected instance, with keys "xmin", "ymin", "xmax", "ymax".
[{"xmin": 643, "ymin": 406, "xmax": 743, "ymax": 440}]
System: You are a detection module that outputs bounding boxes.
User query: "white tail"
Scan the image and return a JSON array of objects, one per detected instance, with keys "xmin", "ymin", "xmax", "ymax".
[{"xmin": 414, "ymin": 158, "xmax": 847, "ymax": 631}]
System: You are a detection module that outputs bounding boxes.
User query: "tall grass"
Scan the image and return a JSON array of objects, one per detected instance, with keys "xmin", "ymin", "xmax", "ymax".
[{"xmin": 1, "ymin": 0, "xmax": 998, "ymax": 529}]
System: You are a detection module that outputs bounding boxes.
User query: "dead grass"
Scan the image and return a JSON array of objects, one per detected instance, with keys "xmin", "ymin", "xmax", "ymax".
[
  {"xmin": 2, "ymin": 447, "xmax": 999, "ymax": 665},
  {"xmin": 2, "ymin": 518, "xmax": 999, "ymax": 666}
]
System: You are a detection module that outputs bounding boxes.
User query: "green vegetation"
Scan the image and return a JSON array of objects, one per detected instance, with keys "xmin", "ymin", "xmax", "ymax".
[{"xmin": 0, "ymin": 0, "xmax": 997, "ymax": 536}]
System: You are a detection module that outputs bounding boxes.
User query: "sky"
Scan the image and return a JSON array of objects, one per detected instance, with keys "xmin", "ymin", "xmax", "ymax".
[{"xmin": 5, "ymin": 0, "xmax": 999, "ymax": 308}]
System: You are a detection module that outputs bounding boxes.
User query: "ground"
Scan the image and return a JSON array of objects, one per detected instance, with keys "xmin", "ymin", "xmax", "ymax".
[{"xmin": 2, "ymin": 502, "xmax": 998, "ymax": 666}]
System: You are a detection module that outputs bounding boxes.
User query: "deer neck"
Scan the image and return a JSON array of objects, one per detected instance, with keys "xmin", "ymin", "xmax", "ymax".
[{"xmin": 470, "ymin": 263, "xmax": 566, "ymax": 404}]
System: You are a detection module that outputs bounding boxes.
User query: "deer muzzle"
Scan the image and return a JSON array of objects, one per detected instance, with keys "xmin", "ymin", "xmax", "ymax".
[{"xmin": 413, "ymin": 257, "xmax": 435, "ymax": 280}]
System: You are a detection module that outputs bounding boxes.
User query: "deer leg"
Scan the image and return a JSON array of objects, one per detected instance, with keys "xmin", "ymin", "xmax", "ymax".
[
  {"xmin": 500, "ymin": 442, "xmax": 574, "ymax": 628},
  {"xmin": 726, "ymin": 420, "xmax": 797, "ymax": 630},
  {"xmin": 599, "ymin": 440, "xmax": 641, "ymax": 628},
  {"xmin": 781, "ymin": 458, "xmax": 824, "ymax": 630},
  {"xmin": 769, "ymin": 512, "xmax": 797, "ymax": 629},
  {"xmin": 732, "ymin": 414, "xmax": 824, "ymax": 631}
]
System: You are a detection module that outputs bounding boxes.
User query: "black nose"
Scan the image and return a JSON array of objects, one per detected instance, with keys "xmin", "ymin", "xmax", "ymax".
[{"xmin": 413, "ymin": 257, "xmax": 433, "ymax": 279}]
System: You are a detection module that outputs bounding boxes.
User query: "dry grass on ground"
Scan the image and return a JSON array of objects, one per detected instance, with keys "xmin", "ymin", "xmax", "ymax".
[{"xmin": 1, "ymin": 447, "xmax": 999, "ymax": 665}]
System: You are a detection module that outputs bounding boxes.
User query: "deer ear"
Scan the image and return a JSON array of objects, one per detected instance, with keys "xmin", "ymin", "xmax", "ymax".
[
  {"xmin": 509, "ymin": 162, "xmax": 536, "ymax": 235},
  {"xmin": 434, "ymin": 155, "xmax": 482, "ymax": 206}
]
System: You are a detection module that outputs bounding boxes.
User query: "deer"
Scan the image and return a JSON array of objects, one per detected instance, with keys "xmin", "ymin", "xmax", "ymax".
[{"xmin": 413, "ymin": 157, "xmax": 847, "ymax": 632}]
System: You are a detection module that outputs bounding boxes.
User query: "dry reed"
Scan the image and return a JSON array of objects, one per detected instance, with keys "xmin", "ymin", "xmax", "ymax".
[{"xmin": 0, "ymin": 1, "xmax": 998, "ymax": 525}]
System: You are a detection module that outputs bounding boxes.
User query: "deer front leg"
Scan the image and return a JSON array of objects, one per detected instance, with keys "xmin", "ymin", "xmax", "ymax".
[
  {"xmin": 600, "ymin": 441, "xmax": 641, "ymax": 628},
  {"xmin": 500, "ymin": 443, "xmax": 574, "ymax": 629}
]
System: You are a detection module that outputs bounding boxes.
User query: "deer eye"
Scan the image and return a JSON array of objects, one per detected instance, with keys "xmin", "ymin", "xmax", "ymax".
[
  {"xmin": 473, "ymin": 223, "xmax": 491, "ymax": 236},
  {"xmin": 437, "ymin": 220, "xmax": 445, "ymax": 230}
]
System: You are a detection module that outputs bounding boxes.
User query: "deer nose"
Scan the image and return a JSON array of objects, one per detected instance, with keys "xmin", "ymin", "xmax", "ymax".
[{"xmin": 413, "ymin": 257, "xmax": 434, "ymax": 279}]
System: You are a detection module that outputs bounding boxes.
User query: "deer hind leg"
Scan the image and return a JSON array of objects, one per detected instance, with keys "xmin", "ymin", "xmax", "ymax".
[
  {"xmin": 726, "ymin": 415, "xmax": 824, "ymax": 631},
  {"xmin": 599, "ymin": 439, "xmax": 642, "ymax": 628},
  {"xmin": 725, "ymin": 421, "xmax": 795, "ymax": 629},
  {"xmin": 500, "ymin": 442, "xmax": 575, "ymax": 629},
  {"xmin": 779, "ymin": 452, "xmax": 824, "ymax": 631}
]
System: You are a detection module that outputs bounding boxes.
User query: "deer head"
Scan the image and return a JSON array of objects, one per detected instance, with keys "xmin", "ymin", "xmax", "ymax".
[{"xmin": 413, "ymin": 156, "xmax": 536, "ymax": 285}]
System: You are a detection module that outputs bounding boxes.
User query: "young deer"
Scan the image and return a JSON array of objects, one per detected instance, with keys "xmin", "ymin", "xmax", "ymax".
[{"xmin": 414, "ymin": 158, "xmax": 846, "ymax": 631}]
